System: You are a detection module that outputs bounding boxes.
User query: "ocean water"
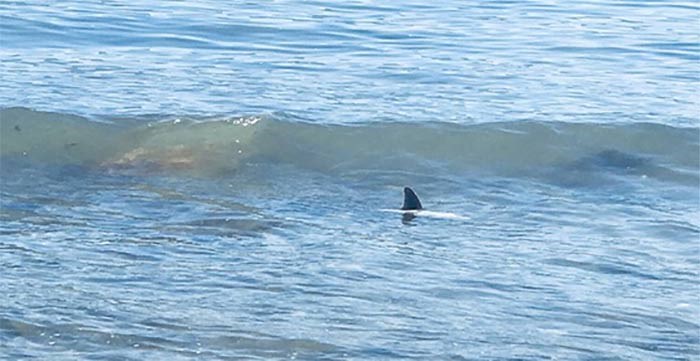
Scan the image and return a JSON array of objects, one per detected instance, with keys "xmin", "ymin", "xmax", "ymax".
[{"xmin": 1, "ymin": 1, "xmax": 699, "ymax": 360}]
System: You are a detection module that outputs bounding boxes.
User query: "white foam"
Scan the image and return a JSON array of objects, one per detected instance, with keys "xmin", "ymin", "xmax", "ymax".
[{"xmin": 380, "ymin": 209, "xmax": 470, "ymax": 220}]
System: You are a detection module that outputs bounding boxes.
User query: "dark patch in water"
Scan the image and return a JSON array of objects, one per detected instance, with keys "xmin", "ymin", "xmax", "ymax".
[
  {"xmin": 551, "ymin": 149, "xmax": 673, "ymax": 188},
  {"xmin": 591, "ymin": 149, "xmax": 650, "ymax": 170},
  {"xmin": 574, "ymin": 149, "xmax": 651, "ymax": 172},
  {"xmin": 166, "ymin": 218, "xmax": 285, "ymax": 238},
  {"xmin": 545, "ymin": 258, "xmax": 661, "ymax": 280}
]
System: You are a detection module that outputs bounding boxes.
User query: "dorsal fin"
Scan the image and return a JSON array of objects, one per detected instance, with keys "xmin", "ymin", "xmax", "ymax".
[{"xmin": 401, "ymin": 187, "xmax": 423, "ymax": 210}]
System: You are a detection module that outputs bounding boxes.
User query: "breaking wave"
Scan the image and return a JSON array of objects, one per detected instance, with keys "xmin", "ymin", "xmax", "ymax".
[{"xmin": 1, "ymin": 107, "xmax": 697, "ymax": 186}]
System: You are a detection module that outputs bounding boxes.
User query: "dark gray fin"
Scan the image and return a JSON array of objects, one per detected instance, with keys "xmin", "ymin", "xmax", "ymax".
[{"xmin": 401, "ymin": 187, "xmax": 423, "ymax": 210}]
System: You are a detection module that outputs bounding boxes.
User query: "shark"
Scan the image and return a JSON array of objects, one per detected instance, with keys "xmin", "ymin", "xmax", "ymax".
[
  {"xmin": 402, "ymin": 187, "xmax": 423, "ymax": 211},
  {"xmin": 382, "ymin": 187, "xmax": 469, "ymax": 223}
]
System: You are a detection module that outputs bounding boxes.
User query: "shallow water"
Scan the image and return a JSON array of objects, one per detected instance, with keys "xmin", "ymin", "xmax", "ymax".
[{"xmin": 1, "ymin": 1, "xmax": 699, "ymax": 360}]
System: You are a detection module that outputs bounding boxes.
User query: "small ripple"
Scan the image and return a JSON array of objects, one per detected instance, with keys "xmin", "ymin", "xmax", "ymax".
[
  {"xmin": 164, "ymin": 217, "xmax": 286, "ymax": 238},
  {"xmin": 545, "ymin": 258, "xmax": 662, "ymax": 280}
]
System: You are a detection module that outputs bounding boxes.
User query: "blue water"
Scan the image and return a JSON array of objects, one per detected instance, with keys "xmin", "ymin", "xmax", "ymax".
[
  {"xmin": 1, "ymin": 1, "xmax": 698, "ymax": 125},
  {"xmin": 1, "ymin": 1, "xmax": 699, "ymax": 360}
]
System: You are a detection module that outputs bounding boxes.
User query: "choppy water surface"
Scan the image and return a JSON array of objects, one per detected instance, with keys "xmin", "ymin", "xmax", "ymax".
[
  {"xmin": 1, "ymin": 0, "xmax": 698, "ymax": 125},
  {"xmin": 1, "ymin": 1, "xmax": 699, "ymax": 360}
]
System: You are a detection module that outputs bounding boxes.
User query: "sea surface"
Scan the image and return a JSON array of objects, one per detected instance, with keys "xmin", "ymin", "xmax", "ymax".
[{"xmin": 1, "ymin": 1, "xmax": 699, "ymax": 360}]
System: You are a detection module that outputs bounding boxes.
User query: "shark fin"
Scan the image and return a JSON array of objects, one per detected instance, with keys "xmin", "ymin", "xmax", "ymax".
[{"xmin": 401, "ymin": 187, "xmax": 423, "ymax": 210}]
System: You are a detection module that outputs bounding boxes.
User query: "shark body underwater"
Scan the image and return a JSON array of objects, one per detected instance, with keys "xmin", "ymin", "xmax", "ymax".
[{"xmin": 386, "ymin": 187, "xmax": 469, "ymax": 222}]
